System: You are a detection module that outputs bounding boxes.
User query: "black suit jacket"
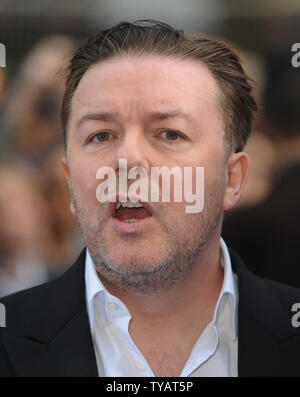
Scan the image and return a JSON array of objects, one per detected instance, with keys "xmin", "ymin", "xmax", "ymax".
[{"xmin": 1, "ymin": 248, "xmax": 300, "ymax": 377}]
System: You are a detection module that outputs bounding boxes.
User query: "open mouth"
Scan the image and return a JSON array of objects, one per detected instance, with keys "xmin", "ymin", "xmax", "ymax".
[{"xmin": 111, "ymin": 200, "xmax": 153, "ymax": 222}]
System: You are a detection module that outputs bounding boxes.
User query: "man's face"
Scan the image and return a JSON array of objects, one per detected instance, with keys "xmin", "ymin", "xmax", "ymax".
[{"xmin": 63, "ymin": 55, "xmax": 232, "ymax": 292}]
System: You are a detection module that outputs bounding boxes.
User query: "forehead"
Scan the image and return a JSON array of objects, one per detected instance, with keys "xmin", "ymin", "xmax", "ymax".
[{"xmin": 70, "ymin": 54, "xmax": 221, "ymax": 124}]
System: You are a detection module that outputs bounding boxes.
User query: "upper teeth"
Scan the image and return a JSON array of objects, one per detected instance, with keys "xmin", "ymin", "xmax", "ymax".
[{"xmin": 116, "ymin": 201, "xmax": 144, "ymax": 210}]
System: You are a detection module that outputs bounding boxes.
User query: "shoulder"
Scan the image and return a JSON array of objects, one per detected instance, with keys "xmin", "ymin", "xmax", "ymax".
[
  {"xmin": 230, "ymin": 247, "xmax": 300, "ymax": 334},
  {"xmin": 230, "ymin": 246, "xmax": 300, "ymax": 297},
  {"xmin": 261, "ymin": 277, "xmax": 300, "ymax": 321},
  {"xmin": 0, "ymin": 278, "xmax": 58, "ymax": 334},
  {"xmin": 0, "ymin": 249, "xmax": 86, "ymax": 339}
]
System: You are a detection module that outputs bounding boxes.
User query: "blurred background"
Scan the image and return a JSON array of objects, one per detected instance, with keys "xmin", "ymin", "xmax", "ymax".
[{"xmin": 0, "ymin": 0, "xmax": 300, "ymax": 296}]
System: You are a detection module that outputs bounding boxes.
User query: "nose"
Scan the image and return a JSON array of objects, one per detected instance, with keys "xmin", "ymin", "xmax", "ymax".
[{"xmin": 112, "ymin": 129, "xmax": 151, "ymax": 175}]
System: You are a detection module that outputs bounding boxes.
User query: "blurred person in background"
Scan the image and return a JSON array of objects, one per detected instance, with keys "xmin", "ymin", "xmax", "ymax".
[
  {"xmin": 40, "ymin": 145, "xmax": 83, "ymax": 274},
  {"xmin": 223, "ymin": 56, "xmax": 300, "ymax": 288},
  {"xmin": 1, "ymin": 34, "xmax": 75, "ymax": 163},
  {"xmin": 0, "ymin": 159, "xmax": 50, "ymax": 297},
  {"xmin": 0, "ymin": 34, "xmax": 81, "ymax": 278}
]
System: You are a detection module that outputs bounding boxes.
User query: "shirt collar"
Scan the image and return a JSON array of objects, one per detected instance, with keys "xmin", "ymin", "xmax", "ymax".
[
  {"xmin": 215, "ymin": 237, "xmax": 238, "ymax": 339},
  {"xmin": 85, "ymin": 237, "xmax": 238, "ymax": 337},
  {"xmin": 85, "ymin": 249, "xmax": 105, "ymax": 330}
]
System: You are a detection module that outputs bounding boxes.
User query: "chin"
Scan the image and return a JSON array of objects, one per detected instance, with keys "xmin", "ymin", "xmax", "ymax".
[{"xmin": 106, "ymin": 247, "xmax": 166, "ymax": 271}]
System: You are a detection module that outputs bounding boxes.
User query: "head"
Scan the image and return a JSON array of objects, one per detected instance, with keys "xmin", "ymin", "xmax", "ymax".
[
  {"xmin": 3, "ymin": 35, "xmax": 75, "ymax": 155},
  {"xmin": 61, "ymin": 20, "xmax": 257, "ymax": 293}
]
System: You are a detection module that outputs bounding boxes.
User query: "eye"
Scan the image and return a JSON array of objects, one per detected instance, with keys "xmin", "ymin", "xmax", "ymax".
[
  {"xmin": 159, "ymin": 130, "xmax": 184, "ymax": 141},
  {"xmin": 89, "ymin": 132, "xmax": 114, "ymax": 143}
]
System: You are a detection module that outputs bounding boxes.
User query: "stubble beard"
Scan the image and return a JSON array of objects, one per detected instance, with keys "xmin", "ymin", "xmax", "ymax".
[{"xmin": 71, "ymin": 176, "xmax": 225, "ymax": 294}]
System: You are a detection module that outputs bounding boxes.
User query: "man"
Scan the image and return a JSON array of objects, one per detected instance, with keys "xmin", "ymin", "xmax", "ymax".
[{"xmin": 1, "ymin": 20, "xmax": 300, "ymax": 377}]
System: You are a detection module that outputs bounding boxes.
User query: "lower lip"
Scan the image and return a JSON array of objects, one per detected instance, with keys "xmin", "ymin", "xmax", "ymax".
[{"xmin": 111, "ymin": 215, "xmax": 153, "ymax": 234}]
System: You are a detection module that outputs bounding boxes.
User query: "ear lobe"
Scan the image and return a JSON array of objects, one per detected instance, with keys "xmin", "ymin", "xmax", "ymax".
[{"xmin": 223, "ymin": 152, "xmax": 249, "ymax": 211}]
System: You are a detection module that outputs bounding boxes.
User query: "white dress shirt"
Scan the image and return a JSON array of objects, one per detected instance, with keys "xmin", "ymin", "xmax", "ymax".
[{"xmin": 85, "ymin": 237, "xmax": 238, "ymax": 377}]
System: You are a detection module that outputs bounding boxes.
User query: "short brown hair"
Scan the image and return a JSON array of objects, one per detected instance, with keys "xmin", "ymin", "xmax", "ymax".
[{"xmin": 61, "ymin": 19, "xmax": 257, "ymax": 152}]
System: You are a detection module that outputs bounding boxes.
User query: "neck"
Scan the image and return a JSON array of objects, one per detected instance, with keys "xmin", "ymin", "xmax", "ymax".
[{"xmin": 98, "ymin": 234, "xmax": 223, "ymax": 328}]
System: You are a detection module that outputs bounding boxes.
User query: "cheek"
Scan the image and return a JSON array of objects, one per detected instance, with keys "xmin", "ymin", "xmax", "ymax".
[
  {"xmin": 203, "ymin": 150, "xmax": 227, "ymax": 192},
  {"xmin": 205, "ymin": 168, "xmax": 227, "ymax": 209},
  {"xmin": 69, "ymin": 159, "xmax": 100, "ymax": 206},
  {"xmin": 161, "ymin": 201, "xmax": 193, "ymax": 230}
]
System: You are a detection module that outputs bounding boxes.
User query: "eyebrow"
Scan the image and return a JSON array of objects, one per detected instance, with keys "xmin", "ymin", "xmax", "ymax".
[
  {"xmin": 147, "ymin": 110, "xmax": 194, "ymax": 123},
  {"xmin": 76, "ymin": 109, "xmax": 194, "ymax": 128},
  {"xmin": 76, "ymin": 111, "xmax": 118, "ymax": 128}
]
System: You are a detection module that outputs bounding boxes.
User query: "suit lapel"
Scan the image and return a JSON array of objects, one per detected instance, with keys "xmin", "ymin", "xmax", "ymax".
[
  {"xmin": 2, "ymin": 249, "xmax": 99, "ymax": 377},
  {"xmin": 230, "ymin": 249, "xmax": 299, "ymax": 376}
]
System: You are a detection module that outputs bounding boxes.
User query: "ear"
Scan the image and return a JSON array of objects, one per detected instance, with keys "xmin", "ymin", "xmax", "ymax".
[
  {"xmin": 223, "ymin": 152, "xmax": 249, "ymax": 211},
  {"xmin": 61, "ymin": 157, "xmax": 75, "ymax": 215}
]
